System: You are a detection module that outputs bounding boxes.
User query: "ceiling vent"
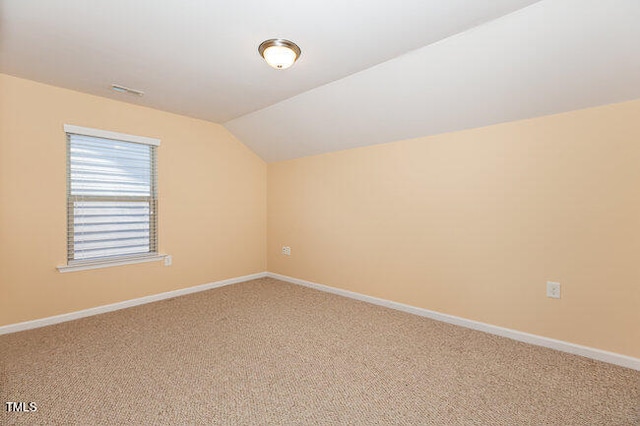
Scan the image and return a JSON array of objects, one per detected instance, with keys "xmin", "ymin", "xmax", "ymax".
[{"xmin": 111, "ymin": 84, "xmax": 144, "ymax": 96}]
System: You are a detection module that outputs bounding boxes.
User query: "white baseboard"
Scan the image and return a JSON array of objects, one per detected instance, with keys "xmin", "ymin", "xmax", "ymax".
[
  {"xmin": 267, "ymin": 272, "xmax": 640, "ymax": 371},
  {"xmin": 0, "ymin": 272, "xmax": 268, "ymax": 335},
  {"xmin": 2, "ymin": 270, "xmax": 637, "ymax": 371}
]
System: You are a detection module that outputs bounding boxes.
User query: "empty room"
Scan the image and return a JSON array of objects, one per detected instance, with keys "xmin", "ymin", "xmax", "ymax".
[{"xmin": 1, "ymin": 1, "xmax": 639, "ymax": 424}]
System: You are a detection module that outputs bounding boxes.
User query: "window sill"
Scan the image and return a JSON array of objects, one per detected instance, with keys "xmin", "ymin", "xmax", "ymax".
[{"xmin": 57, "ymin": 254, "xmax": 167, "ymax": 273}]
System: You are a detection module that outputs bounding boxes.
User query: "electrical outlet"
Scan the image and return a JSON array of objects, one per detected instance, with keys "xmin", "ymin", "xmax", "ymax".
[
  {"xmin": 164, "ymin": 255, "xmax": 172, "ymax": 266},
  {"xmin": 281, "ymin": 246, "xmax": 291, "ymax": 256},
  {"xmin": 546, "ymin": 281, "xmax": 560, "ymax": 299}
]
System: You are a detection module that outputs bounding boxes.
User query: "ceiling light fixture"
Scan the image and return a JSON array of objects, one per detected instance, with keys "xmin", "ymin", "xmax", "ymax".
[{"xmin": 258, "ymin": 39, "xmax": 301, "ymax": 70}]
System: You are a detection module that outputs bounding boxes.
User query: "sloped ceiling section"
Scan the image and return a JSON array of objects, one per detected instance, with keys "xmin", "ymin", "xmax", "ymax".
[
  {"xmin": 224, "ymin": 0, "xmax": 640, "ymax": 162},
  {"xmin": 2, "ymin": 0, "xmax": 639, "ymax": 163},
  {"xmin": 0, "ymin": 0, "xmax": 539, "ymax": 124}
]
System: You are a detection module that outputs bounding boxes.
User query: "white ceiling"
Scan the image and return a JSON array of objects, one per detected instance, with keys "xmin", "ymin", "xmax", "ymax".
[
  {"xmin": 2, "ymin": 1, "xmax": 639, "ymax": 162},
  {"xmin": 227, "ymin": 0, "xmax": 640, "ymax": 161}
]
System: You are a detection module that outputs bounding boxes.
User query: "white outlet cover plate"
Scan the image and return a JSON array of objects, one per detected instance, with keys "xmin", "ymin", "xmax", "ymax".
[{"xmin": 546, "ymin": 281, "xmax": 560, "ymax": 299}]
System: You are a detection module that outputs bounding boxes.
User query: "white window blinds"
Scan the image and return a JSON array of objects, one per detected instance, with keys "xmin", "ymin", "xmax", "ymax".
[{"xmin": 66, "ymin": 126, "xmax": 158, "ymax": 263}]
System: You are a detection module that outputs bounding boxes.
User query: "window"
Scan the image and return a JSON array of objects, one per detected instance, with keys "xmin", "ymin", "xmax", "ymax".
[{"xmin": 59, "ymin": 125, "xmax": 162, "ymax": 272}]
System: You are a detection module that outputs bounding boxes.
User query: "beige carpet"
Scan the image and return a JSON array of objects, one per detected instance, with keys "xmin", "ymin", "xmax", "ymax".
[{"xmin": 1, "ymin": 277, "xmax": 638, "ymax": 425}]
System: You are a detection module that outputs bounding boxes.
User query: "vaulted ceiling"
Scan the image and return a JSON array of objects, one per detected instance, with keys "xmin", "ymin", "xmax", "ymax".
[{"xmin": 2, "ymin": 1, "xmax": 639, "ymax": 162}]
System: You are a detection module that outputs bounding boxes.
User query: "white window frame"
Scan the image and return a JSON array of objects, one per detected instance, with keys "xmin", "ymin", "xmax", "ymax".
[{"xmin": 57, "ymin": 125, "xmax": 165, "ymax": 273}]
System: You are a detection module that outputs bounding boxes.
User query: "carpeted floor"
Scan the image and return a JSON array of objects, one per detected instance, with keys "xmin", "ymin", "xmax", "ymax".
[{"xmin": 1, "ymin": 277, "xmax": 638, "ymax": 425}]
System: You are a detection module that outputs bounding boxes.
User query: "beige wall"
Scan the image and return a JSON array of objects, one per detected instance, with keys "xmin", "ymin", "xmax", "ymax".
[
  {"xmin": 2, "ymin": 71, "xmax": 638, "ymax": 359},
  {"xmin": 268, "ymin": 99, "xmax": 640, "ymax": 359},
  {"xmin": 0, "ymin": 74, "xmax": 266, "ymax": 325}
]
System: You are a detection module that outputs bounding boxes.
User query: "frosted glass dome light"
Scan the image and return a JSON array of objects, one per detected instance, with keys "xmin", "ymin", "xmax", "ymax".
[{"xmin": 259, "ymin": 39, "xmax": 301, "ymax": 70}]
